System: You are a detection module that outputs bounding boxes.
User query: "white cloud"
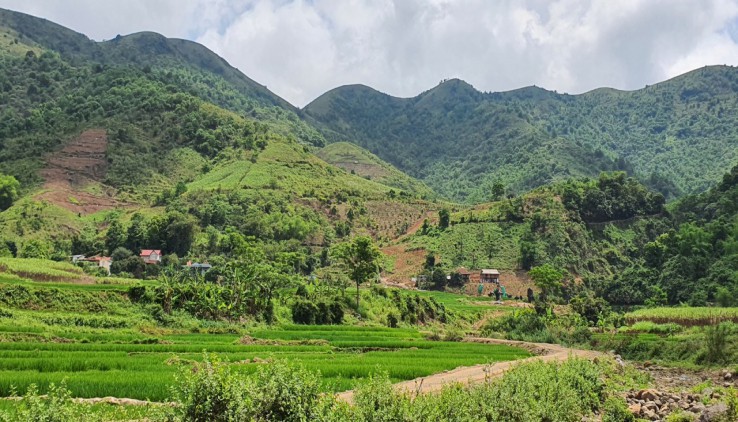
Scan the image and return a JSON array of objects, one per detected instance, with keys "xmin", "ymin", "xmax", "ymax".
[{"xmin": 2, "ymin": 0, "xmax": 738, "ymax": 106}]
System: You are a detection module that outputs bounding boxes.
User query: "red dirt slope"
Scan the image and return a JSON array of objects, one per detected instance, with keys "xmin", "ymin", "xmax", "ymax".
[{"xmin": 36, "ymin": 129, "xmax": 129, "ymax": 214}]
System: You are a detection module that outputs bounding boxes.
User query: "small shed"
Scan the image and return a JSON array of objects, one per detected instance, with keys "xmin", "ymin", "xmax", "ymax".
[
  {"xmin": 184, "ymin": 261, "xmax": 212, "ymax": 275},
  {"xmin": 480, "ymin": 269, "xmax": 500, "ymax": 284}
]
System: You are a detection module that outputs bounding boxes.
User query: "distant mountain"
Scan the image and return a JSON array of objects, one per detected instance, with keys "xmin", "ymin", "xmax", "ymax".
[{"xmin": 305, "ymin": 67, "xmax": 738, "ymax": 202}]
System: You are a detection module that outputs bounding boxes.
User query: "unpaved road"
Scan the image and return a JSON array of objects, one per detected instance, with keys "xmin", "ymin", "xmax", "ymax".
[{"xmin": 336, "ymin": 337, "xmax": 602, "ymax": 403}]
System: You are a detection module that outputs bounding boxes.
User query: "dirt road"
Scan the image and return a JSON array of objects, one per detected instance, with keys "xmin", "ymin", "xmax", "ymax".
[{"xmin": 336, "ymin": 337, "xmax": 602, "ymax": 403}]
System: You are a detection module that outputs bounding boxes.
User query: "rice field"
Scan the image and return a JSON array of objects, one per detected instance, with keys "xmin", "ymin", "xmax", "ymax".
[
  {"xmin": 0, "ymin": 324, "xmax": 530, "ymax": 401},
  {"xmin": 624, "ymin": 307, "xmax": 738, "ymax": 326},
  {"xmin": 0, "ymin": 260, "xmax": 531, "ymax": 403}
]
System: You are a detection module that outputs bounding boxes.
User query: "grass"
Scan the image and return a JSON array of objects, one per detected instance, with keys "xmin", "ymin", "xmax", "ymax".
[{"xmin": 625, "ymin": 307, "xmax": 738, "ymax": 326}]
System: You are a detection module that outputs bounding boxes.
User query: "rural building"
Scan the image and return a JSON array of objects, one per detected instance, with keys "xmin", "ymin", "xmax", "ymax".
[
  {"xmin": 480, "ymin": 269, "xmax": 500, "ymax": 283},
  {"xmin": 184, "ymin": 261, "xmax": 212, "ymax": 275},
  {"xmin": 79, "ymin": 255, "xmax": 112, "ymax": 275},
  {"xmin": 456, "ymin": 267, "xmax": 471, "ymax": 283},
  {"xmin": 140, "ymin": 249, "xmax": 162, "ymax": 264}
]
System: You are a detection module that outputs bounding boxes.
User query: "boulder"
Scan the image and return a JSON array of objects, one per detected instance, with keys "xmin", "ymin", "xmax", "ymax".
[{"xmin": 699, "ymin": 403, "xmax": 729, "ymax": 422}]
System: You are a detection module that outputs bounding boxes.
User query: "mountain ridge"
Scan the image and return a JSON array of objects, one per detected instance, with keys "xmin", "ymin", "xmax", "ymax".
[{"xmin": 305, "ymin": 64, "xmax": 738, "ymax": 201}]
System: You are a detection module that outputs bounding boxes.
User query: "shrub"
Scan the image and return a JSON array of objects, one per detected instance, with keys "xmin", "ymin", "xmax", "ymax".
[
  {"xmin": 354, "ymin": 372, "xmax": 410, "ymax": 422},
  {"xmin": 169, "ymin": 353, "xmax": 252, "ymax": 421},
  {"xmin": 699, "ymin": 322, "xmax": 732, "ymax": 365},
  {"xmin": 250, "ymin": 360, "xmax": 321, "ymax": 422},
  {"xmin": 386, "ymin": 312, "xmax": 399, "ymax": 328},
  {"xmin": 602, "ymin": 396, "xmax": 635, "ymax": 422},
  {"xmin": 291, "ymin": 299, "xmax": 343, "ymax": 325},
  {"xmin": 0, "ymin": 381, "xmax": 81, "ymax": 422}
]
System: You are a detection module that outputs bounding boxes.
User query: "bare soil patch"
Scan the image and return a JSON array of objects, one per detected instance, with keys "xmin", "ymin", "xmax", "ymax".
[{"xmin": 36, "ymin": 129, "xmax": 130, "ymax": 214}]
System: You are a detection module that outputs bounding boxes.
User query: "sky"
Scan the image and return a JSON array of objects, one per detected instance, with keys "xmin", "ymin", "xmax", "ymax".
[{"xmin": 1, "ymin": 0, "xmax": 738, "ymax": 107}]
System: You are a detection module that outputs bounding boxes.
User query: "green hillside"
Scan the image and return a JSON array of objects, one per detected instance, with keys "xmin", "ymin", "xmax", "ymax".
[
  {"xmin": 305, "ymin": 68, "xmax": 738, "ymax": 202},
  {"xmin": 316, "ymin": 142, "xmax": 435, "ymax": 198},
  {"xmin": 0, "ymin": 8, "xmax": 434, "ymax": 270}
]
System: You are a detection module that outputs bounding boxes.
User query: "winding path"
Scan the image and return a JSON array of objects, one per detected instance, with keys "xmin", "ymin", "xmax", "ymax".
[{"xmin": 336, "ymin": 337, "xmax": 603, "ymax": 403}]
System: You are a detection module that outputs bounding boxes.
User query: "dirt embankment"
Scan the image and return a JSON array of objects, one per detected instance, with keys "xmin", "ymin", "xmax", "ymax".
[{"xmin": 36, "ymin": 129, "xmax": 130, "ymax": 214}]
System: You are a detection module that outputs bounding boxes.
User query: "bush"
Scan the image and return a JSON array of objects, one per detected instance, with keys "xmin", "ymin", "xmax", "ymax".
[
  {"xmin": 699, "ymin": 323, "xmax": 732, "ymax": 365},
  {"xmin": 386, "ymin": 312, "xmax": 399, "ymax": 328},
  {"xmin": 291, "ymin": 299, "xmax": 343, "ymax": 325},
  {"xmin": 169, "ymin": 353, "xmax": 252, "ymax": 421},
  {"xmin": 169, "ymin": 356, "xmax": 322, "ymax": 422},
  {"xmin": 354, "ymin": 372, "xmax": 410, "ymax": 422},
  {"xmin": 0, "ymin": 381, "xmax": 81, "ymax": 422},
  {"xmin": 602, "ymin": 396, "xmax": 635, "ymax": 422},
  {"xmin": 250, "ymin": 361, "xmax": 321, "ymax": 422}
]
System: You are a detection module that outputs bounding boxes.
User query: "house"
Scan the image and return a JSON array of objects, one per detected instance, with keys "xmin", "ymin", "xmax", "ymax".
[
  {"xmin": 456, "ymin": 267, "xmax": 472, "ymax": 283},
  {"xmin": 140, "ymin": 250, "xmax": 162, "ymax": 264},
  {"xmin": 71, "ymin": 254, "xmax": 86, "ymax": 263},
  {"xmin": 480, "ymin": 269, "xmax": 500, "ymax": 284},
  {"xmin": 184, "ymin": 261, "xmax": 212, "ymax": 275},
  {"xmin": 79, "ymin": 255, "xmax": 112, "ymax": 275}
]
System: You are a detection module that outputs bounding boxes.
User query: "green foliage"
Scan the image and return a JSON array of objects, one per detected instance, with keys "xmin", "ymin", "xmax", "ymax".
[
  {"xmin": 699, "ymin": 322, "xmax": 732, "ymax": 365},
  {"xmin": 0, "ymin": 174, "xmax": 19, "ymax": 211},
  {"xmin": 291, "ymin": 299, "xmax": 344, "ymax": 325},
  {"xmin": 559, "ymin": 172, "xmax": 665, "ymax": 223},
  {"xmin": 438, "ymin": 208, "xmax": 450, "ymax": 229},
  {"xmin": 346, "ymin": 358, "xmax": 607, "ymax": 422},
  {"xmin": 528, "ymin": 264, "xmax": 564, "ymax": 296},
  {"xmin": 169, "ymin": 353, "xmax": 253, "ymax": 421},
  {"xmin": 0, "ymin": 381, "xmax": 79, "ymax": 422},
  {"xmin": 332, "ymin": 236, "xmax": 382, "ymax": 308}
]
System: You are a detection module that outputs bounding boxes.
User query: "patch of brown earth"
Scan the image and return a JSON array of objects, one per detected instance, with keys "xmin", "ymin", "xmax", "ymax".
[
  {"xmin": 36, "ymin": 129, "xmax": 130, "ymax": 214},
  {"xmin": 381, "ymin": 244, "xmax": 426, "ymax": 286}
]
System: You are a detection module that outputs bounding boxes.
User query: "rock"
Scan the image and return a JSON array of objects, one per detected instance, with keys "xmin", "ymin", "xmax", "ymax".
[
  {"xmin": 628, "ymin": 403, "xmax": 642, "ymax": 415},
  {"xmin": 639, "ymin": 389, "xmax": 660, "ymax": 401},
  {"xmin": 690, "ymin": 402, "xmax": 706, "ymax": 414},
  {"xmin": 699, "ymin": 403, "xmax": 729, "ymax": 422},
  {"xmin": 723, "ymin": 372, "xmax": 733, "ymax": 381},
  {"xmin": 643, "ymin": 409, "xmax": 657, "ymax": 420}
]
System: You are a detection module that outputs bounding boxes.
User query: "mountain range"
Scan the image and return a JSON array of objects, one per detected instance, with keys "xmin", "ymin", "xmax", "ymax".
[{"xmin": 2, "ymin": 7, "xmax": 738, "ymax": 304}]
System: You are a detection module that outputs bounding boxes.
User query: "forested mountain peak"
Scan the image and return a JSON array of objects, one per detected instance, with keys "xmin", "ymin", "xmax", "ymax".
[{"xmin": 306, "ymin": 64, "xmax": 738, "ymax": 202}]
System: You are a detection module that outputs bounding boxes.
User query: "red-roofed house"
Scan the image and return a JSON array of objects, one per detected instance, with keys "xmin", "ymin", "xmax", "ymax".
[{"xmin": 140, "ymin": 249, "xmax": 162, "ymax": 264}]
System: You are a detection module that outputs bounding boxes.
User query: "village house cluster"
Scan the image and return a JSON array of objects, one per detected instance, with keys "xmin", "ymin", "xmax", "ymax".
[{"xmin": 72, "ymin": 250, "xmax": 211, "ymax": 275}]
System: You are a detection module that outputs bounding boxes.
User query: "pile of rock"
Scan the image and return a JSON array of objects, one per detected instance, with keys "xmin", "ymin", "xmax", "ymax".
[{"xmin": 625, "ymin": 389, "xmax": 731, "ymax": 421}]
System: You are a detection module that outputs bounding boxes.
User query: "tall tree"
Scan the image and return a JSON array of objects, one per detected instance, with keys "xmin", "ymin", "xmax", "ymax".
[
  {"xmin": 332, "ymin": 236, "xmax": 382, "ymax": 309},
  {"xmin": 528, "ymin": 264, "xmax": 564, "ymax": 297},
  {"xmin": 438, "ymin": 209, "xmax": 450, "ymax": 229}
]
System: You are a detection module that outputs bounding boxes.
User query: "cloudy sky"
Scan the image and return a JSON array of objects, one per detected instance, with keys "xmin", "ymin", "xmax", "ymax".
[{"xmin": 1, "ymin": 0, "xmax": 738, "ymax": 107}]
